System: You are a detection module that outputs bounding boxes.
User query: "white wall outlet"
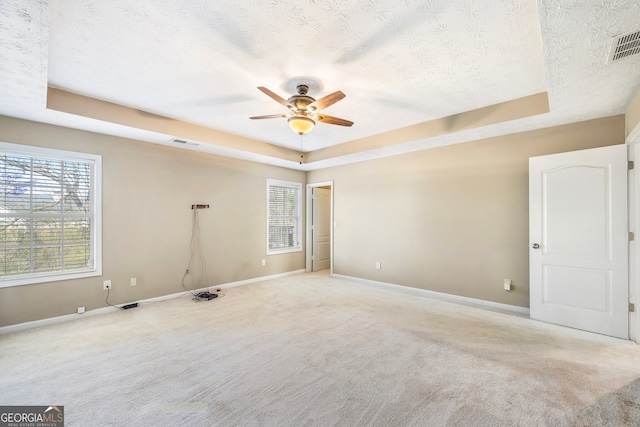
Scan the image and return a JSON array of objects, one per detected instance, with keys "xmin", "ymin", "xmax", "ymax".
[
  {"xmin": 77, "ymin": 306, "xmax": 85, "ymax": 314},
  {"xmin": 261, "ymin": 259, "xmax": 266, "ymax": 266},
  {"xmin": 103, "ymin": 280, "xmax": 112, "ymax": 291},
  {"xmin": 375, "ymin": 261, "xmax": 381, "ymax": 270},
  {"xmin": 130, "ymin": 277, "xmax": 137, "ymax": 287},
  {"xmin": 504, "ymin": 279, "xmax": 512, "ymax": 291}
]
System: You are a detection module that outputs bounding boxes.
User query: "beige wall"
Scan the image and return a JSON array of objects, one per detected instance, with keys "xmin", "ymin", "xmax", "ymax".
[
  {"xmin": 627, "ymin": 88, "xmax": 640, "ymax": 138},
  {"xmin": 0, "ymin": 114, "xmax": 626, "ymax": 327},
  {"xmin": 308, "ymin": 116, "xmax": 625, "ymax": 308},
  {"xmin": 0, "ymin": 116, "xmax": 305, "ymax": 327}
]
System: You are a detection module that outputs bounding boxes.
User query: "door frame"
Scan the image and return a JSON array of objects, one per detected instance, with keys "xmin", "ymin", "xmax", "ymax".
[
  {"xmin": 306, "ymin": 181, "xmax": 334, "ymax": 274},
  {"xmin": 628, "ymin": 127, "xmax": 640, "ymax": 342}
]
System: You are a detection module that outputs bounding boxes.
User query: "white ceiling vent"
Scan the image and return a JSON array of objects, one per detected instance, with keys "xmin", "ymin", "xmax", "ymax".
[
  {"xmin": 607, "ymin": 29, "xmax": 640, "ymax": 63},
  {"xmin": 171, "ymin": 137, "xmax": 199, "ymax": 146}
]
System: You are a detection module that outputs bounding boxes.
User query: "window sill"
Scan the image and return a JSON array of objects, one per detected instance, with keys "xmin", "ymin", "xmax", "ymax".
[
  {"xmin": 267, "ymin": 247, "xmax": 302, "ymax": 256},
  {"xmin": 0, "ymin": 268, "xmax": 102, "ymax": 288}
]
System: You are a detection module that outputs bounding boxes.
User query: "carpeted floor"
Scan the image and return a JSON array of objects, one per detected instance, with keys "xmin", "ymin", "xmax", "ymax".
[{"xmin": 1, "ymin": 272, "xmax": 639, "ymax": 426}]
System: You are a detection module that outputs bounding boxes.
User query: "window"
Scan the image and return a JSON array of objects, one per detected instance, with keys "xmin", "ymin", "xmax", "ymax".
[
  {"xmin": 267, "ymin": 179, "xmax": 302, "ymax": 255},
  {"xmin": 0, "ymin": 142, "xmax": 102, "ymax": 287}
]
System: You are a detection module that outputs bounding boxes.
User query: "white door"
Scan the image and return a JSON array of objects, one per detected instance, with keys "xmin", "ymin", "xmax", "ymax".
[
  {"xmin": 529, "ymin": 144, "xmax": 628, "ymax": 339},
  {"xmin": 312, "ymin": 187, "xmax": 331, "ymax": 272}
]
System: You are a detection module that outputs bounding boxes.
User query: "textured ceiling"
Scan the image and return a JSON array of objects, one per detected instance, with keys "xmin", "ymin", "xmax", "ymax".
[{"xmin": 0, "ymin": 0, "xmax": 639, "ymax": 170}]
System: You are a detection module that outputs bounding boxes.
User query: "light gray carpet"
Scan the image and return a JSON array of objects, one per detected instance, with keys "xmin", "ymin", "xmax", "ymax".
[{"xmin": 1, "ymin": 272, "xmax": 639, "ymax": 426}]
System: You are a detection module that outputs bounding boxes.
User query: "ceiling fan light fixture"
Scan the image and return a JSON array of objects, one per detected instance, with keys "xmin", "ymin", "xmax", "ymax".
[{"xmin": 288, "ymin": 116, "xmax": 315, "ymax": 135}]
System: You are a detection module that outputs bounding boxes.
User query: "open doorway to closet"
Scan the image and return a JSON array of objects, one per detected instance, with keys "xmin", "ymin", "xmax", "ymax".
[{"xmin": 306, "ymin": 181, "xmax": 333, "ymax": 273}]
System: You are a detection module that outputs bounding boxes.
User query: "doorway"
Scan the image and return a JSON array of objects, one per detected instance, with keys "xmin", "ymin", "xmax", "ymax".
[{"xmin": 306, "ymin": 181, "xmax": 333, "ymax": 273}]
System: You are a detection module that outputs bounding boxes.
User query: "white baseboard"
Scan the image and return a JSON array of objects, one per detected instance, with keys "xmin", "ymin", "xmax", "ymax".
[
  {"xmin": 333, "ymin": 274, "xmax": 530, "ymax": 316},
  {"xmin": 0, "ymin": 306, "xmax": 122, "ymax": 336},
  {"xmin": 0, "ymin": 269, "xmax": 306, "ymax": 335},
  {"xmin": 214, "ymin": 269, "xmax": 306, "ymax": 290}
]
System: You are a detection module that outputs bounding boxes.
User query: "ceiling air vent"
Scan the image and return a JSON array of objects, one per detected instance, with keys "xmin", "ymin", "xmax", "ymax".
[
  {"xmin": 170, "ymin": 137, "xmax": 200, "ymax": 147},
  {"xmin": 607, "ymin": 29, "xmax": 640, "ymax": 63}
]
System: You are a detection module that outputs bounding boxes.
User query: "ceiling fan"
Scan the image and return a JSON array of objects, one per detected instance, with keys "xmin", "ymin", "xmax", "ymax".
[{"xmin": 250, "ymin": 84, "xmax": 353, "ymax": 135}]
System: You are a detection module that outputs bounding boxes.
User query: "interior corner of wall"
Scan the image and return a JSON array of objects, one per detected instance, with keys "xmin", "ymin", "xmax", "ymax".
[{"xmin": 627, "ymin": 123, "xmax": 640, "ymax": 145}]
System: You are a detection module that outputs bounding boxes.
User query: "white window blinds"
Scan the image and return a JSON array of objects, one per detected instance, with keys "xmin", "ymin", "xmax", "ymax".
[
  {"xmin": 0, "ymin": 142, "xmax": 102, "ymax": 287},
  {"xmin": 267, "ymin": 179, "xmax": 302, "ymax": 254}
]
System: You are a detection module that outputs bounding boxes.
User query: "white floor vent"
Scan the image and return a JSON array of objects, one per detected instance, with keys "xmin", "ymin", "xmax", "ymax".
[{"xmin": 607, "ymin": 29, "xmax": 640, "ymax": 63}]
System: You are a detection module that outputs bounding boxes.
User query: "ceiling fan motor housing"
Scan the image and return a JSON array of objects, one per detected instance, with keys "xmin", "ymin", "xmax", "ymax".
[
  {"xmin": 288, "ymin": 95, "xmax": 315, "ymax": 111},
  {"xmin": 288, "ymin": 85, "xmax": 315, "ymax": 111}
]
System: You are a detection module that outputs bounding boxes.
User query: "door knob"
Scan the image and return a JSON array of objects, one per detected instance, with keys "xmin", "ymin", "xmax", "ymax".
[{"xmin": 532, "ymin": 243, "xmax": 540, "ymax": 249}]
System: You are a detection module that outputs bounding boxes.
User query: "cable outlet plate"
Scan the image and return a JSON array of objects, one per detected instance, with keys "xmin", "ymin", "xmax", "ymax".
[{"xmin": 103, "ymin": 280, "xmax": 111, "ymax": 290}]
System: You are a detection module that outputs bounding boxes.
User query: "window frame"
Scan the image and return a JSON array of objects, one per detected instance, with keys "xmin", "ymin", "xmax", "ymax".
[
  {"xmin": 0, "ymin": 142, "xmax": 102, "ymax": 288},
  {"xmin": 266, "ymin": 179, "xmax": 302, "ymax": 255}
]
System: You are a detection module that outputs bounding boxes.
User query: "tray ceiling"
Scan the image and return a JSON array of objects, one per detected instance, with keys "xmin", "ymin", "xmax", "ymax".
[{"xmin": 0, "ymin": 0, "xmax": 639, "ymax": 170}]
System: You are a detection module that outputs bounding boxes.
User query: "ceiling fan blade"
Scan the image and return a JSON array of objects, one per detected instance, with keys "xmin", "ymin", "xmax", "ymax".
[
  {"xmin": 249, "ymin": 114, "xmax": 289, "ymax": 120},
  {"xmin": 316, "ymin": 114, "xmax": 353, "ymax": 127},
  {"xmin": 307, "ymin": 91, "xmax": 346, "ymax": 111},
  {"xmin": 257, "ymin": 87, "xmax": 294, "ymax": 110}
]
